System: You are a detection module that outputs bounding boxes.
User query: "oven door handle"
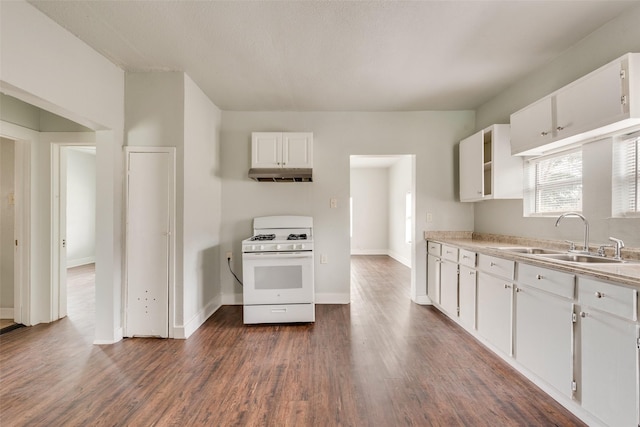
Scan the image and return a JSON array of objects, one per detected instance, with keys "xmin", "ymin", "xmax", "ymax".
[{"xmin": 243, "ymin": 252, "xmax": 312, "ymax": 260}]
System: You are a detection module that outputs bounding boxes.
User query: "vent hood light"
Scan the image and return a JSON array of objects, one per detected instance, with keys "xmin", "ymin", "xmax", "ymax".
[{"xmin": 248, "ymin": 168, "xmax": 313, "ymax": 182}]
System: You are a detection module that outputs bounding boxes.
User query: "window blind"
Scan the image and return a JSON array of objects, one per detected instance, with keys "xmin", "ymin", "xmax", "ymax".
[
  {"xmin": 524, "ymin": 150, "xmax": 582, "ymax": 215},
  {"xmin": 613, "ymin": 134, "xmax": 639, "ymax": 216}
]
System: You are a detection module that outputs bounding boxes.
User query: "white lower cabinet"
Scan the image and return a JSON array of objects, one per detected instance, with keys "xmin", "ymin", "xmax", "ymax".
[
  {"xmin": 515, "ymin": 263, "xmax": 575, "ymax": 397},
  {"xmin": 427, "ymin": 241, "xmax": 442, "ymax": 304},
  {"xmin": 477, "ymin": 271, "xmax": 513, "ymax": 355},
  {"xmin": 426, "ymin": 242, "xmax": 640, "ymax": 426},
  {"xmin": 515, "ymin": 285, "xmax": 573, "ymax": 397},
  {"xmin": 578, "ymin": 277, "xmax": 640, "ymax": 427},
  {"xmin": 440, "ymin": 259, "xmax": 459, "ymax": 317},
  {"xmin": 459, "ymin": 265, "xmax": 476, "ymax": 329}
]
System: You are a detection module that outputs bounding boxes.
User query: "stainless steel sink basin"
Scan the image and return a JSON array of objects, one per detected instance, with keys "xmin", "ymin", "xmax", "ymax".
[
  {"xmin": 536, "ymin": 253, "xmax": 626, "ymax": 264},
  {"xmin": 493, "ymin": 247, "xmax": 564, "ymax": 255}
]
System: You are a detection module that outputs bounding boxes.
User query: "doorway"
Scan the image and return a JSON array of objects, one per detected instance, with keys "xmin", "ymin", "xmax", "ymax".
[
  {"xmin": 349, "ymin": 155, "xmax": 417, "ymax": 299},
  {"xmin": 0, "ymin": 137, "xmax": 16, "ymax": 328},
  {"xmin": 52, "ymin": 143, "xmax": 96, "ymax": 322}
]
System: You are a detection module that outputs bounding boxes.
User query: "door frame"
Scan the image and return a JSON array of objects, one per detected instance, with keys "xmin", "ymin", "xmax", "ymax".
[
  {"xmin": 0, "ymin": 121, "xmax": 33, "ymax": 326},
  {"xmin": 124, "ymin": 146, "xmax": 176, "ymax": 338},
  {"xmin": 51, "ymin": 141, "xmax": 96, "ymax": 321}
]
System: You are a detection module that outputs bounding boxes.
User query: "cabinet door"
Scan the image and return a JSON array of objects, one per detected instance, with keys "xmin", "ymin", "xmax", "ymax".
[
  {"xmin": 252, "ymin": 133, "xmax": 282, "ymax": 168},
  {"xmin": 427, "ymin": 254, "xmax": 440, "ymax": 304},
  {"xmin": 459, "ymin": 131, "xmax": 483, "ymax": 201},
  {"xmin": 440, "ymin": 260, "xmax": 458, "ymax": 317},
  {"xmin": 580, "ymin": 310, "xmax": 639, "ymax": 427},
  {"xmin": 510, "ymin": 97, "xmax": 553, "ymax": 155},
  {"xmin": 282, "ymin": 132, "xmax": 313, "ymax": 168},
  {"xmin": 477, "ymin": 272, "xmax": 513, "ymax": 355},
  {"xmin": 459, "ymin": 266, "xmax": 476, "ymax": 329},
  {"xmin": 515, "ymin": 286, "xmax": 573, "ymax": 397},
  {"xmin": 556, "ymin": 60, "xmax": 626, "ymax": 140}
]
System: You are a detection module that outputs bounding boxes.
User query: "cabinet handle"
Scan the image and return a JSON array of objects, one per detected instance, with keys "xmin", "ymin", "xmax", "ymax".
[
  {"xmin": 490, "ymin": 262, "xmax": 496, "ymax": 267},
  {"xmin": 477, "ymin": 191, "xmax": 483, "ymax": 195},
  {"xmin": 536, "ymin": 274, "xmax": 543, "ymax": 280},
  {"xmin": 504, "ymin": 284, "xmax": 512, "ymax": 289},
  {"xmin": 515, "ymin": 287, "xmax": 521, "ymax": 293},
  {"xmin": 594, "ymin": 291, "xmax": 605, "ymax": 299},
  {"xmin": 469, "ymin": 271, "xmax": 475, "ymax": 275},
  {"xmin": 580, "ymin": 311, "xmax": 588, "ymax": 318},
  {"xmin": 556, "ymin": 126, "xmax": 565, "ymax": 131},
  {"xmin": 540, "ymin": 131, "xmax": 549, "ymax": 136}
]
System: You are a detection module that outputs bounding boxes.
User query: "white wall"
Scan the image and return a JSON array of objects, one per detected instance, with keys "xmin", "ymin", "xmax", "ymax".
[
  {"xmin": 473, "ymin": 4, "xmax": 640, "ymax": 248},
  {"xmin": 66, "ymin": 148, "xmax": 96, "ymax": 267},
  {"xmin": 182, "ymin": 75, "xmax": 223, "ymax": 336},
  {"xmin": 0, "ymin": 137, "xmax": 14, "ymax": 314},
  {"xmin": 350, "ymin": 167, "xmax": 389, "ymax": 255},
  {"xmin": 220, "ymin": 111, "xmax": 475, "ymax": 304},
  {"xmin": 1, "ymin": 0, "xmax": 125, "ymax": 342},
  {"xmin": 388, "ymin": 156, "xmax": 412, "ymax": 266}
]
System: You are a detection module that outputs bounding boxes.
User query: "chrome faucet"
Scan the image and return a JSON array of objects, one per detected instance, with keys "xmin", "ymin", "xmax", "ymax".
[
  {"xmin": 555, "ymin": 212, "xmax": 589, "ymax": 253},
  {"xmin": 608, "ymin": 237, "xmax": 625, "ymax": 260}
]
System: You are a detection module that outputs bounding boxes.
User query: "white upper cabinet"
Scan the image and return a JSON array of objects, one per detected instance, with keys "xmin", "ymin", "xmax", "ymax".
[
  {"xmin": 511, "ymin": 53, "xmax": 640, "ymax": 156},
  {"xmin": 459, "ymin": 124, "xmax": 523, "ymax": 202},
  {"xmin": 510, "ymin": 97, "xmax": 553, "ymax": 155},
  {"xmin": 251, "ymin": 132, "xmax": 313, "ymax": 169}
]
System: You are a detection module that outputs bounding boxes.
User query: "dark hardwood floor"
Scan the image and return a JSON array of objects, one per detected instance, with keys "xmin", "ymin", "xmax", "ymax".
[{"xmin": 0, "ymin": 257, "xmax": 584, "ymax": 426}]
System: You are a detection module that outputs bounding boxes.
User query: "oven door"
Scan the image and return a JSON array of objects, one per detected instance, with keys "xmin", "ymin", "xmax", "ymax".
[{"xmin": 242, "ymin": 251, "xmax": 314, "ymax": 305}]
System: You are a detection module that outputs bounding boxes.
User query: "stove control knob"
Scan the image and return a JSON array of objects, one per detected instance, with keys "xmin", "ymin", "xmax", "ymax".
[
  {"xmin": 277, "ymin": 244, "xmax": 282, "ymax": 250},
  {"xmin": 300, "ymin": 244, "xmax": 305, "ymax": 250},
  {"xmin": 260, "ymin": 245, "xmax": 265, "ymax": 251}
]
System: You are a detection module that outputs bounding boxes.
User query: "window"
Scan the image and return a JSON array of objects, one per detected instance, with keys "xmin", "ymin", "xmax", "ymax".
[
  {"xmin": 405, "ymin": 192, "xmax": 412, "ymax": 244},
  {"xmin": 524, "ymin": 149, "xmax": 582, "ymax": 216},
  {"xmin": 613, "ymin": 133, "xmax": 640, "ymax": 216}
]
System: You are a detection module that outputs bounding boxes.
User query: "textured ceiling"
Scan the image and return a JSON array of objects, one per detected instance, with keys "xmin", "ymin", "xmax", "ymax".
[{"xmin": 27, "ymin": 0, "xmax": 640, "ymax": 111}]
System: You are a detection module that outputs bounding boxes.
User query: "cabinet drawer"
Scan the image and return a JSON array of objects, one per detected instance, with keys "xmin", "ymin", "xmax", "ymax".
[
  {"xmin": 458, "ymin": 249, "xmax": 476, "ymax": 268},
  {"xmin": 578, "ymin": 277, "xmax": 638, "ymax": 321},
  {"xmin": 427, "ymin": 242, "xmax": 441, "ymax": 256},
  {"xmin": 478, "ymin": 254, "xmax": 514, "ymax": 280},
  {"xmin": 441, "ymin": 245, "xmax": 458, "ymax": 262},
  {"xmin": 517, "ymin": 263, "xmax": 575, "ymax": 299}
]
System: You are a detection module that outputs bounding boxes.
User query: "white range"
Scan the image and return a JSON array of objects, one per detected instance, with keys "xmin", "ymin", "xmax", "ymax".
[{"xmin": 241, "ymin": 216, "xmax": 315, "ymax": 324}]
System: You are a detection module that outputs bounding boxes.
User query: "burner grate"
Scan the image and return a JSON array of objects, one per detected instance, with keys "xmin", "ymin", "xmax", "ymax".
[
  {"xmin": 287, "ymin": 233, "xmax": 307, "ymax": 240},
  {"xmin": 250, "ymin": 234, "xmax": 276, "ymax": 241}
]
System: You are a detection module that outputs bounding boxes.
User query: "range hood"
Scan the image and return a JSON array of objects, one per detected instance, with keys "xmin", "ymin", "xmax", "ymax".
[{"xmin": 248, "ymin": 168, "xmax": 313, "ymax": 182}]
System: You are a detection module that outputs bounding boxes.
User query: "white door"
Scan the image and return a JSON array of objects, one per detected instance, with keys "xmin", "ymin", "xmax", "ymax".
[{"xmin": 125, "ymin": 149, "xmax": 173, "ymax": 338}]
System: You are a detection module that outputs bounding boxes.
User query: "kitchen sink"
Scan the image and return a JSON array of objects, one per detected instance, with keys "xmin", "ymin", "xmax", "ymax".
[
  {"xmin": 536, "ymin": 253, "xmax": 626, "ymax": 264},
  {"xmin": 493, "ymin": 247, "xmax": 564, "ymax": 255}
]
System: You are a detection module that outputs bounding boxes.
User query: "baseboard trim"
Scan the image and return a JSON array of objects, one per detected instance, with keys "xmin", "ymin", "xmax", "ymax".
[
  {"xmin": 0, "ymin": 308, "xmax": 15, "ymax": 319},
  {"xmin": 93, "ymin": 327, "xmax": 123, "ymax": 345},
  {"xmin": 174, "ymin": 297, "xmax": 222, "ymax": 339},
  {"xmin": 388, "ymin": 251, "xmax": 411, "ymax": 267},
  {"xmin": 67, "ymin": 256, "xmax": 96, "ymax": 268},
  {"xmin": 350, "ymin": 249, "xmax": 388, "ymax": 256},
  {"xmin": 315, "ymin": 293, "xmax": 350, "ymax": 304},
  {"xmin": 413, "ymin": 295, "xmax": 431, "ymax": 305}
]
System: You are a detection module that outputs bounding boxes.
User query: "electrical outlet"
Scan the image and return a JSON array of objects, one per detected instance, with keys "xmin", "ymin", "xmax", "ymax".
[
  {"xmin": 320, "ymin": 254, "xmax": 328, "ymax": 264},
  {"xmin": 426, "ymin": 212, "xmax": 433, "ymax": 222},
  {"xmin": 330, "ymin": 198, "xmax": 338, "ymax": 208},
  {"xmin": 226, "ymin": 251, "xmax": 233, "ymax": 261}
]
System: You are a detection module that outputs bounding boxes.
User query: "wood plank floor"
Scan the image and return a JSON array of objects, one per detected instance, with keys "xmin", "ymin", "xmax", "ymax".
[{"xmin": 0, "ymin": 256, "xmax": 585, "ymax": 426}]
